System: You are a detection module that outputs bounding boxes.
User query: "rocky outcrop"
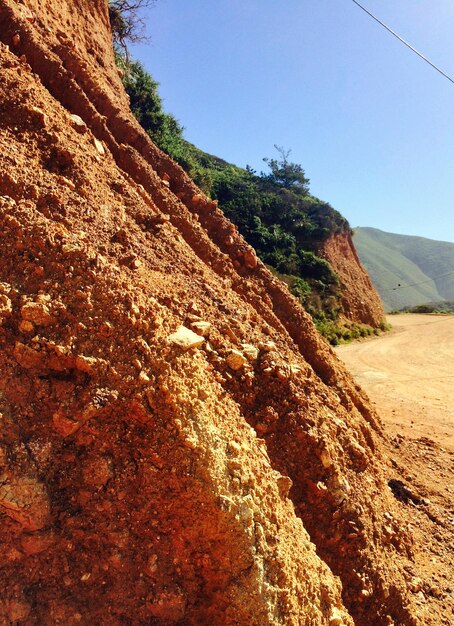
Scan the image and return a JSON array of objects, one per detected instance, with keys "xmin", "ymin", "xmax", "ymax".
[
  {"xmin": 0, "ymin": 1, "xmax": 424, "ymax": 624},
  {"xmin": 319, "ymin": 231, "xmax": 386, "ymax": 327}
]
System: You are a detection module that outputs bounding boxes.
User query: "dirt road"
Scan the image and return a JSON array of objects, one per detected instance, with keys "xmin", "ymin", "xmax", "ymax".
[
  {"xmin": 336, "ymin": 314, "xmax": 454, "ymax": 626},
  {"xmin": 336, "ymin": 313, "xmax": 454, "ymax": 452}
]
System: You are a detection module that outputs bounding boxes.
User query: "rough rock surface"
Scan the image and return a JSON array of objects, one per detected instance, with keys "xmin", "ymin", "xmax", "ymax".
[
  {"xmin": 0, "ymin": 0, "xmax": 433, "ymax": 624},
  {"xmin": 319, "ymin": 231, "xmax": 386, "ymax": 327}
]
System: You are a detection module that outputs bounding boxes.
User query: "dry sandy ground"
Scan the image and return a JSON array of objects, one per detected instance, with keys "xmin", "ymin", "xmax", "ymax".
[
  {"xmin": 336, "ymin": 314, "xmax": 454, "ymax": 451},
  {"xmin": 336, "ymin": 314, "xmax": 454, "ymax": 625}
]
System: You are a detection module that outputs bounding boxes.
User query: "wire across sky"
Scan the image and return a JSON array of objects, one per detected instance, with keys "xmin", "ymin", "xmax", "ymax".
[{"xmin": 351, "ymin": 0, "xmax": 454, "ymax": 85}]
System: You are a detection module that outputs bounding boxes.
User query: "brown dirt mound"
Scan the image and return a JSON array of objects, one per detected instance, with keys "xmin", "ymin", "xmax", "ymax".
[{"xmin": 0, "ymin": 1, "xmax": 439, "ymax": 624}]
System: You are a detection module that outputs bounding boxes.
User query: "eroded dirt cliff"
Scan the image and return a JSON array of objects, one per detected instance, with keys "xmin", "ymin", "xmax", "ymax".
[
  {"xmin": 0, "ymin": 1, "xmax": 438, "ymax": 624},
  {"xmin": 319, "ymin": 231, "xmax": 386, "ymax": 327}
]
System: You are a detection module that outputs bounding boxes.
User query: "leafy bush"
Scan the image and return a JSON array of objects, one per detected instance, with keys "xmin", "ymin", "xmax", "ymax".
[{"xmin": 314, "ymin": 318, "xmax": 377, "ymax": 346}]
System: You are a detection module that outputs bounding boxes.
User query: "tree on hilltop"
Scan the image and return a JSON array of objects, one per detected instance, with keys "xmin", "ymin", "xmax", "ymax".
[{"xmin": 262, "ymin": 145, "xmax": 310, "ymax": 194}]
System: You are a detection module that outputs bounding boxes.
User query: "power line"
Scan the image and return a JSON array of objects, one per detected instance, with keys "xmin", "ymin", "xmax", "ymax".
[
  {"xmin": 351, "ymin": 0, "xmax": 454, "ymax": 85},
  {"xmin": 382, "ymin": 269, "xmax": 454, "ymax": 292}
]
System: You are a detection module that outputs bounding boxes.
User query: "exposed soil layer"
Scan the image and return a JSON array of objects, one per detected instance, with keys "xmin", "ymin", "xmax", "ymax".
[
  {"xmin": 319, "ymin": 232, "xmax": 386, "ymax": 327},
  {"xmin": 336, "ymin": 314, "xmax": 454, "ymax": 626},
  {"xmin": 0, "ymin": 1, "xmax": 440, "ymax": 624}
]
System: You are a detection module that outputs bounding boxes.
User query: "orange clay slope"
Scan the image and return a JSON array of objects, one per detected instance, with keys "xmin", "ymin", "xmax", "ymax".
[{"xmin": 0, "ymin": 1, "xmax": 423, "ymax": 624}]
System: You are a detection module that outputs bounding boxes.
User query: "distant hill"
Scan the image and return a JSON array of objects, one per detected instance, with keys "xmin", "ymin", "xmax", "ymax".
[{"xmin": 353, "ymin": 227, "xmax": 454, "ymax": 311}]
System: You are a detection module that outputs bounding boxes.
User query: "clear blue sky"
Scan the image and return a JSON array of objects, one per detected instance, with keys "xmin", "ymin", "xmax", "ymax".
[{"xmin": 130, "ymin": 0, "xmax": 454, "ymax": 243}]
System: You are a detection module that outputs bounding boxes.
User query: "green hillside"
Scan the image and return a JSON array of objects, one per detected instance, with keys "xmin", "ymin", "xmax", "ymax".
[
  {"xmin": 353, "ymin": 227, "xmax": 454, "ymax": 311},
  {"xmin": 114, "ymin": 52, "xmax": 387, "ymax": 343}
]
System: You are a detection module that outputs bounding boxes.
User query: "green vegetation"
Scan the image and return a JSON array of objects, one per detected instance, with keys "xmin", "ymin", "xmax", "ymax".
[
  {"xmin": 398, "ymin": 302, "xmax": 454, "ymax": 314},
  {"xmin": 314, "ymin": 319, "xmax": 380, "ymax": 346},
  {"xmin": 354, "ymin": 227, "xmax": 454, "ymax": 312},
  {"xmin": 112, "ymin": 38, "xmax": 362, "ymax": 343}
]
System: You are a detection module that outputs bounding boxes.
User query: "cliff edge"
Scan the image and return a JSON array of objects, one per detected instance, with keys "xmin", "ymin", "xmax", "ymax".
[{"xmin": 319, "ymin": 230, "xmax": 386, "ymax": 327}]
